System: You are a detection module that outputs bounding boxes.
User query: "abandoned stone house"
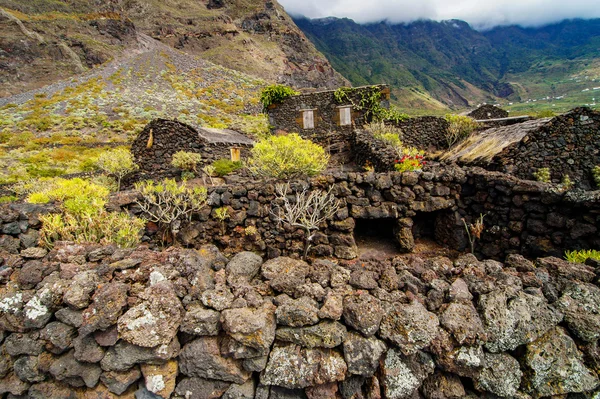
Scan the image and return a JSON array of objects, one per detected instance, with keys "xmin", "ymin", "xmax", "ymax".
[
  {"xmin": 444, "ymin": 107, "xmax": 600, "ymax": 189},
  {"xmin": 131, "ymin": 119, "xmax": 254, "ymax": 176},
  {"xmin": 266, "ymin": 84, "xmax": 390, "ymax": 162}
]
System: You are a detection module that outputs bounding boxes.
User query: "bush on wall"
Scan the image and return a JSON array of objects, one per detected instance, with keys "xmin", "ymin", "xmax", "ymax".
[{"xmin": 247, "ymin": 133, "xmax": 329, "ymax": 179}]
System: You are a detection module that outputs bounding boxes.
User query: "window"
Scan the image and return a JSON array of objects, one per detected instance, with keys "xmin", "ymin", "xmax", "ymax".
[
  {"xmin": 302, "ymin": 109, "xmax": 315, "ymax": 129},
  {"xmin": 338, "ymin": 106, "xmax": 352, "ymax": 126}
]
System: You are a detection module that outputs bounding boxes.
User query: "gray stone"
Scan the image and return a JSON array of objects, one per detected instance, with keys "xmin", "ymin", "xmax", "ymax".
[
  {"xmin": 100, "ymin": 367, "xmax": 141, "ymax": 395},
  {"xmin": 262, "ymin": 257, "xmax": 310, "ymax": 296},
  {"xmin": 242, "ymin": 356, "xmax": 268, "ymax": 372},
  {"xmin": 261, "ymin": 343, "xmax": 347, "ymax": 389},
  {"xmin": 439, "ymin": 302, "xmax": 486, "ymax": 346},
  {"xmin": 318, "ymin": 292, "xmax": 343, "ymax": 320},
  {"xmin": 379, "ymin": 300, "xmax": 439, "ymax": 355},
  {"xmin": 448, "ymin": 278, "xmax": 473, "ymax": 302},
  {"xmin": 523, "ymin": 327, "xmax": 599, "ymax": 397},
  {"xmin": 381, "ymin": 349, "xmax": 435, "ymax": 399},
  {"xmin": 276, "ymin": 296, "xmax": 320, "ymax": 327},
  {"xmin": 5, "ymin": 332, "xmax": 43, "ymax": 356},
  {"xmin": 40, "ymin": 321, "xmax": 76, "ymax": 354},
  {"xmin": 474, "ymin": 352, "xmax": 522, "ymax": 398},
  {"xmin": 201, "ymin": 285, "xmax": 235, "ymax": 311},
  {"xmin": 73, "ymin": 334, "xmax": 104, "ymax": 363},
  {"xmin": 100, "ymin": 338, "xmax": 180, "ymax": 372},
  {"xmin": 48, "ymin": 350, "xmax": 102, "ymax": 388},
  {"xmin": 54, "ymin": 308, "xmax": 83, "ymax": 328},
  {"xmin": 479, "ymin": 289, "xmax": 563, "ymax": 353},
  {"xmin": 222, "ymin": 379, "xmax": 256, "ymax": 399},
  {"xmin": 63, "ymin": 270, "xmax": 99, "ymax": 310},
  {"xmin": 342, "ymin": 293, "xmax": 383, "ymax": 337},
  {"xmin": 94, "ymin": 325, "xmax": 119, "ymax": 347},
  {"xmin": 276, "ymin": 320, "xmax": 347, "ymax": 349},
  {"xmin": 20, "ymin": 248, "xmax": 47, "ymax": 259},
  {"xmin": 179, "ymin": 336, "xmax": 250, "ymax": 383},
  {"xmin": 13, "ymin": 356, "xmax": 45, "ymax": 383},
  {"xmin": 0, "ymin": 372, "xmax": 30, "ymax": 396},
  {"xmin": 175, "ymin": 377, "xmax": 231, "ymax": 399},
  {"xmin": 343, "ymin": 330, "xmax": 386, "ymax": 377},
  {"xmin": 226, "ymin": 251, "xmax": 263, "ymax": 285},
  {"xmin": 79, "ymin": 282, "xmax": 129, "ymax": 336},
  {"xmin": 556, "ymin": 282, "xmax": 600, "ymax": 342},
  {"xmin": 118, "ymin": 281, "xmax": 183, "ymax": 348},
  {"xmin": 221, "ymin": 304, "xmax": 276, "ymax": 357},
  {"xmin": 181, "ymin": 304, "xmax": 221, "ymax": 336}
]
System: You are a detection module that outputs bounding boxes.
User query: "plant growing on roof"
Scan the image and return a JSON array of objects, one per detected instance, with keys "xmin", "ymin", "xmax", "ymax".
[
  {"xmin": 271, "ymin": 183, "xmax": 342, "ymax": 259},
  {"xmin": 444, "ymin": 114, "xmax": 479, "ymax": 148},
  {"xmin": 259, "ymin": 84, "xmax": 299, "ymax": 110},
  {"xmin": 135, "ymin": 178, "xmax": 207, "ymax": 244},
  {"xmin": 247, "ymin": 134, "xmax": 329, "ymax": 179},
  {"xmin": 96, "ymin": 148, "xmax": 138, "ymax": 191}
]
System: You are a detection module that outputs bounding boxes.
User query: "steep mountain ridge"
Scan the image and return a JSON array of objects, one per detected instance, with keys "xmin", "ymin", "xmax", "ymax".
[
  {"xmin": 0, "ymin": 0, "xmax": 347, "ymax": 97},
  {"xmin": 294, "ymin": 17, "xmax": 600, "ymax": 111}
]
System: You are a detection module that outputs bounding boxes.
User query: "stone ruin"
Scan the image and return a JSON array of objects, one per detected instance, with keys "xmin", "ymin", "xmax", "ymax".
[{"xmin": 467, "ymin": 104, "xmax": 509, "ymax": 120}]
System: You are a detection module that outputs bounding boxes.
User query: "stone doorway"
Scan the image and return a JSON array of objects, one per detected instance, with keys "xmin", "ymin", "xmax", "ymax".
[{"xmin": 353, "ymin": 218, "xmax": 403, "ymax": 257}]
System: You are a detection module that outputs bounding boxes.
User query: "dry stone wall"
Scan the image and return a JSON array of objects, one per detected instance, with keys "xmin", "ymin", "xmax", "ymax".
[
  {"xmin": 0, "ymin": 241, "xmax": 598, "ymax": 398},
  {"xmin": 392, "ymin": 116, "xmax": 450, "ymax": 152}
]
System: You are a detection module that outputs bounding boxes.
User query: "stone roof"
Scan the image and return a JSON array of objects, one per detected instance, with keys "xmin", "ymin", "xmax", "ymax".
[{"xmin": 197, "ymin": 127, "xmax": 254, "ymax": 146}]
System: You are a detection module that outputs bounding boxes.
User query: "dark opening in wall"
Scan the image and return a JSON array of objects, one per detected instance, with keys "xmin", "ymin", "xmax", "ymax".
[
  {"xmin": 353, "ymin": 218, "xmax": 400, "ymax": 256},
  {"xmin": 412, "ymin": 212, "xmax": 437, "ymax": 240}
]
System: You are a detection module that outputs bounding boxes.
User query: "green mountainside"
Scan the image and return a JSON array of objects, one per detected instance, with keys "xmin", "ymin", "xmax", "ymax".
[{"xmin": 294, "ymin": 17, "xmax": 600, "ymax": 113}]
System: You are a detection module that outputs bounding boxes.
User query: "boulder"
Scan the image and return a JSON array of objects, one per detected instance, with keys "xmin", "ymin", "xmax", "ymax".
[
  {"xmin": 479, "ymin": 289, "xmax": 562, "ymax": 352},
  {"xmin": 226, "ymin": 251, "xmax": 263, "ymax": 285},
  {"xmin": 261, "ymin": 343, "xmax": 347, "ymax": 389},
  {"xmin": 48, "ymin": 350, "xmax": 102, "ymax": 388},
  {"xmin": 40, "ymin": 321, "xmax": 76, "ymax": 354},
  {"xmin": 342, "ymin": 331, "xmax": 386, "ymax": 377},
  {"xmin": 100, "ymin": 367, "xmax": 141, "ymax": 395},
  {"xmin": 474, "ymin": 353, "xmax": 522, "ymax": 397},
  {"xmin": 63, "ymin": 270, "xmax": 99, "ymax": 310},
  {"xmin": 221, "ymin": 304, "xmax": 276, "ymax": 356},
  {"xmin": 79, "ymin": 282, "xmax": 129, "ymax": 336},
  {"xmin": 100, "ymin": 338, "xmax": 180, "ymax": 372},
  {"xmin": 179, "ymin": 336, "xmax": 251, "ymax": 384},
  {"xmin": 276, "ymin": 296, "xmax": 320, "ymax": 327},
  {"xmin": 261, "ymin": 257, "xmax": 310, "ymax": 296},
  {"xmin": 556, "ymin": 282, "xmax": 600, "ymax": 342},
  {"xmin": 117, "ymin": 281, "xmax": 183, "ymax": 348},
  {"xmin": 379, "ymin": 300, "xmax": 439, "ymax": 355},
  {"xmin": 522, "ymin": 327, "xmax": 599, "ymax": 397},
  {"xmin": 342, "ymin": 293, "xmax": 383, "ymax": 337},
  {"xmin": 180, "ymin": 304, "xmax": 221, "ymax": 336},
  {"xmin": 381, "ymin": 349, "xmax": 435, "ymax": 399},
  {"xmin": 276, "ymin": 320, "xmax": 347, "ymax": 349},
  {"xmin": 439, "ymin": 302, "xmax": 486, "ymax": 345},
  {"xmin": 421, "ymin": 371, "xmax": 465, "ymax": 399}
]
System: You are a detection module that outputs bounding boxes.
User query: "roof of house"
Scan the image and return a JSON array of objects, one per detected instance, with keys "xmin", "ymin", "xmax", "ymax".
[
  {"xmin": 197, "ymin": 127, "xmax": 254, "ymax": 146},
  {"xmin": 441, "ymin": 117, "xmax": 552, "ymax": 164}
]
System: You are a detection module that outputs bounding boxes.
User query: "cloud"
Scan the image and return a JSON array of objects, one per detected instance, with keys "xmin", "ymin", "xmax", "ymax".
[{"xmin": 279, "ymin": 0, "xmax": 600, "ymax": 29}]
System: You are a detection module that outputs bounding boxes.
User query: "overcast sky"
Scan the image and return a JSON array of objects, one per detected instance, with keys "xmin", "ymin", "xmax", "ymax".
[{"xmin": 278, "ymin": 0, "xmax": 600, "ymax": 29}]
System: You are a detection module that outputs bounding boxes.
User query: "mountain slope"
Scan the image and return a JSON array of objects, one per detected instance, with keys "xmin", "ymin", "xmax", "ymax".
[
  {"xmin": 0, "ymin": 0, "xmax": 347, "ymax": 97},
  {"xmin": 294, "ymin": 17, "xmax": 600, "ymax": 111}
]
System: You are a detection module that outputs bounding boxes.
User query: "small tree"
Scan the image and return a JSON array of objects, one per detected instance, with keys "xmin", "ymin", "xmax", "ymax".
[
  {"xmin": 248, "ymin": 134, "xmax": 329, "ymax": 179},
  {"xmin": 135, "ymin": 179, "xmax": 207, "ymax": 243},
  {"xmin": 171, "ymin": 151, "xmax": 202, "ymax": 179},
  {"xmin": 96, "ymin": 148, "xmax": 138, "ymax": 191},
  {"xmin": 271, "ymin": 183, "xmax": 342, "ymax": 259},
  {"xmin": 444, "ymin": 114, "xmax": 479, "ymax": 148}
]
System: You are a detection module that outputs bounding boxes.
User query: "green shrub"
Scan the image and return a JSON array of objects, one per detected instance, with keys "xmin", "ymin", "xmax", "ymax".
[
  {"xmin": 28, "ymin": 178, "xmax": 144, "ymax": 248},
  {"xmin": 592, "ymin": 166, "xmax": 600, "ymax": 188},
  {"xmin": 560, "ymin": 175, "xmax": 573, "ymax": 191},
  {"xmin": 259, "ymin": 85, "xmax": 299, "ymax": 109},
  {"xmin": 96, "ymin": 148, "xmax": 138, "ymax": 191},
  {"xmin": 247, "ymin": 134, "xmax": 329, "ymax": 179},
  {"xmin": 212, "ymin": 159, "xmax": 243, "ymax": 177},
  {"xmin": 444, "ymin": 114, "xmax": 479, "ymax": 148},
  {"xmin": 565, "ymin": 249, "xmax": 600, "ymax": 264},
  {"xmin": 171, "ymin": 151, "xmax": 202, "ymax": 173},
  {"xmin": 533, "ymin": 167, "xmax": 551, "ymax": 183},
  {"xmin": 534, "ymin": 110, "xmax": 557, "ymax": 119}
]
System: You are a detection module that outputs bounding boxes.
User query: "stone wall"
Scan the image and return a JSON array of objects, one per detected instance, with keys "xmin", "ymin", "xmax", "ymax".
[
  {"xmin": 350, "ymin": 130, "xmax": 398, "ymax": 172},
  {"xmin": 392, "ymin": 116, "xmax": 450, "ymax": 152},
  {"xmin": 467, "ymin": 104, "xmax": 509, "ymax": 120},
  {"xmin": 266, "ymin": 85, "xmax": 390, "ymax": 163},
  {"xmin": 492, "ymin": 107, "xmax": 600, "ymax": 190},
  {"xmin": 0, "ymin": 242, "xmax": 598, "ymax": 398}
]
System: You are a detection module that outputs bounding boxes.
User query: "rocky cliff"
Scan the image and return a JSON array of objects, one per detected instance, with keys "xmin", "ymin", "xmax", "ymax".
[{"xmin": 0, "ymin": 0, "xmax": 348, "ymax": 97}]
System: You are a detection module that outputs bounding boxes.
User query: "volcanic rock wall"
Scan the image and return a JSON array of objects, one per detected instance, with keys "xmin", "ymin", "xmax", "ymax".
[
  {"xmin": 0, "ymin": 242, "xmax": 599, "ymax": 398},
  {"xmin": 393, "ymin": 116, "xmax": 450, "ymax": 153}
]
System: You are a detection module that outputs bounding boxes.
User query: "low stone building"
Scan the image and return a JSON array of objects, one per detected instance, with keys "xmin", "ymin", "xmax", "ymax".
[
  {"xmin": 467, "ymin": 104, "xmax": 509, "ymax": 120},
  {"xmin": 266, "ymin": 85, "xmax": 390, "ymax": 163},
  {"xmin": 444, "ymin": 107, "xmax": 600, "ymax": 189},
  {"xmin": 131, "ymin": 119, "xmax": 254, "ymax": 176}
]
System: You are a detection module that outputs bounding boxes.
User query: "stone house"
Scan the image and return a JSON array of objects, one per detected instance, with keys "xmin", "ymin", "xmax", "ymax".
[
  {"xmin": 131, "ymin": 119, "xmax": 254, "ymax": 176},
  {"xmin": 266, "ymin": 84, "xmax": 390, "ymax": 163},
  {"xmin": 444, "ymin": 107, "xmax": 600, "ymax": 189}
]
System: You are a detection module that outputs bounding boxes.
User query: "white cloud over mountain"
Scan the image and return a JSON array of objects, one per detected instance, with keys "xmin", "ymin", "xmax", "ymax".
[{"xmin": 279, "ymin": 0, "xmax": 600, "ymax": 29}]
